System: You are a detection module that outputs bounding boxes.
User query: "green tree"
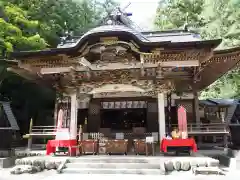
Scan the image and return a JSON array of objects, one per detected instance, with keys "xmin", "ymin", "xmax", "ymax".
[
  {"xmin": 0, "ymin": 0, "xmax": 118, "ymax": 139},
  {"xmin": 155, "ymin": 0, "xmax": 206, "ymax": 30},
  {"xmin": 6, "ymin": 0, "xmax": 118, "ymax": 47},
  {"xmin": 154, "ymin": 0, "xmax": 240, "ymax": 99},
  {"xmin": 0, "ymin": 1, "xmax": 47, "ymax": 56}
]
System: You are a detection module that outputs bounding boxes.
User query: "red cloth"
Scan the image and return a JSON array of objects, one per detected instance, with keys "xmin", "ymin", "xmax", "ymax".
[
  {"xmin": 46, "ymin": 139, "xmax": 77, "ymax": 156},
  {"xmin": 160, "ymin": 138, "xmax": 197, "ymax": 153}
]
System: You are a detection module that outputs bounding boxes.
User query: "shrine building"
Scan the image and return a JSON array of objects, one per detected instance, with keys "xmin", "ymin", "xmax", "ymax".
[{"xmin": 9, "ymin": 13, "xmax": 240, "ymax": 144}]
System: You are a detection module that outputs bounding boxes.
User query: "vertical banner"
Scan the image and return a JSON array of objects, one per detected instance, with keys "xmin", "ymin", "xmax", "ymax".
[
  {"xmin": 178, "ymin": 105, "xmax": 188, "ymax": 137},
  {"xmin": 57, "ymin": 109, "xmax": 64, "ymax": 130},
  {"xmin": 55, "ymin": 108, "xmax": 70, "ymax": 141}
]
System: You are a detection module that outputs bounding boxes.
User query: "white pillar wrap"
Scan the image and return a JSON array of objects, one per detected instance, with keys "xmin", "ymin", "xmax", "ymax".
[
  {"xmin": 158, "ymin": 93, "xmax": 166, "ymax": 141},
  {"xmin": 70, "ymin": 92, "xmax": 77, "ymax": 139}
]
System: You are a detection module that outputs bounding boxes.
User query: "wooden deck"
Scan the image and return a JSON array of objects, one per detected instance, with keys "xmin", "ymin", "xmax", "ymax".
[
  {"xmin": 185, "ymin": 123, "xmax": 229, "ymax": 135},
  {"xmin": 25, "ymin": 123, "xmax": 229, "ymax": 139}
]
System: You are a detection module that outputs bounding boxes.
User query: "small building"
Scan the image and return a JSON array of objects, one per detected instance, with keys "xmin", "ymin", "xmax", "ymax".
[
  {"xmin": 199, "ymin": 99, "xmax": 238, "ymax": 123},
  {"xmin": 199, "ymin": 99, "xmax": 238, "ymax": 145}
]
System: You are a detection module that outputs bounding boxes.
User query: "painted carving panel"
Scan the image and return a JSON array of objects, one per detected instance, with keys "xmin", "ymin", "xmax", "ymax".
[{"xmin": 101, "ymin": 101, "xmax": 147, "ymax": 109}]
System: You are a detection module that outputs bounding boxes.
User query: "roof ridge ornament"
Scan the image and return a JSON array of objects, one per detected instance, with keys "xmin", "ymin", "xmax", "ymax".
[
  {"xmin": 183, "ymin": 12, "xmax": 189, "ymax": 32},
  {"xmin": 60, "ymin": 21, "xmax": 74, "ymax": 45},
  {"xmin": 102, "ymin": 2, "xmax": 144, "ymax": 32}
]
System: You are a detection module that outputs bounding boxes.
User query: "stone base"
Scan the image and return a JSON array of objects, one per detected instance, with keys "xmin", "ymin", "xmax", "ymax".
[
  {"xmin": 0, "ymin": 150, "xmax": 15, "ymax": 157},
  {"xmin": 192, "ymin": 167, "xmax": 225, "ymax": 175},
  {"xmin": 62, "ymin": 155, "xmax": 220, "ymax": 175},
  {"xmin": 11, "ymin": 155, "xmax": 221, "ymax": 175},
  {"xmin": 15, "ymin": 156, "xmax": 69, "ymax": 171},
  {"xmin": 15, "ymin": 149, "xmax": 45, "ymax": 157},
  {"xmin": 0, "ymin": 157, "xmax": 16, "ymax": 168},
  {"xmin": 10, "ymin": 165, "xmax": 43, "ymax": 175}
]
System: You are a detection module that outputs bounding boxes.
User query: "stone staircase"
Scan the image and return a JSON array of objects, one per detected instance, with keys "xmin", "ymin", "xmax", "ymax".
[
  {"xmin": 216, "ymin": 148, "xmax": 240, "ymax": 170},
  {"xmin": 62, "ymin": 156, "xmax": 163, "ymax": 175}
]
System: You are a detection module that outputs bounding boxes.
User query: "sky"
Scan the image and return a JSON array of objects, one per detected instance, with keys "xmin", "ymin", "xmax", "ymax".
[{"xmin": 117, "ymin": 0, "xmax": 159, "ymax": 30}]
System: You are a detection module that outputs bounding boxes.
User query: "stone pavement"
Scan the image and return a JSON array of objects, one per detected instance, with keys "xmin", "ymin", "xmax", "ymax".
[
  {"xmin": 2, "ymin": 147, "xmax": 239, "ymax": 179},
  {"xmin": 1, "ymin": 169, "xmax": 240, "ymax": 180},
  {"xmin": 10, "ymin": 154, "xmax": 220, "ymax": 175}
]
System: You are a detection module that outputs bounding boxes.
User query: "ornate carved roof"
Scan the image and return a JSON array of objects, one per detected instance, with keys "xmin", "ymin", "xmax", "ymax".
[
  {"xmin": 11, "ymin": 24, "xmax": 221, "ymax": 59},
  {"xmin": 7, "ymin": 12, "xmax": 240, "ymax": 94},
  {"xmin": 194, "ymin": 47, "xmax": 240, "ymax": 90}
]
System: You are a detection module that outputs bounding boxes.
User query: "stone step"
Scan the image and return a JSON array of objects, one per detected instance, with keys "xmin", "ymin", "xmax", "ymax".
[
  {"xmin": 217, "ymin": 154, "xmax": 236, "ymax": 169},
  {"xmin": 69, "ymin": 157, "xmax": 154, "ymax": 164},
  {"xmin": 66, "ymin": 162, "xmax": 160, "ymax": 169},
  {"xmin": 192, "ymin": 167, "xmax": 225, "ymax": 175},
  {"xmin": 68, "ymin": 156, "xmax": 219, "ymax": 166},
  {"xmin": 62, "ymin": 168, "xmax": 163, "ymax": 175}
]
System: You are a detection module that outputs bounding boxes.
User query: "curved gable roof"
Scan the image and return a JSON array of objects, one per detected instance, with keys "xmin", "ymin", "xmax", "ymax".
[{"xmin": 11, "ymin": 25, "xmax": 221, "ymax": 59}]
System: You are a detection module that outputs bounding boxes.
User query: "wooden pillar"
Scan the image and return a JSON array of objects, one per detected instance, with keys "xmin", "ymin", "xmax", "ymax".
[
  {"xmin": 27, "ymin": 118, "xmax": 33, "ymax": 150},
  {"xmin": 53, "ymin": 98, "xmax": 58, "ymax": 127},
  {"xmin": 146, "ymin": 101, "xmax": 158, "ymax": 132},
  {"xmin": 70, "ymin": 92, "xmax": 78, "ymax": 140},
  {"xmin": 158, "ymin": 93, "xmax": 166, "ymax": 141},
  {"xmin": 88, "ymin": 99, "xmax": 101, "ymax": 132},
  {"xmin": 224, "ymin": 134, "xmax": 228, "ymax": 148},
  {"xmin": 166, "ymin": 93, "xmax": 172, "ymax": 132},
  {"xmin": 193, "ymin": 91, "xmax": 201, "ymax": 144}
]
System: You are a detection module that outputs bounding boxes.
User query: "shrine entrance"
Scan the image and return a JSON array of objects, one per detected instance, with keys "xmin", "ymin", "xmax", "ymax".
[
  {"xmin": 10, "ymin": 9, "xmax": 240, "ymax": 155},
  {"xmin": 100, "ymin": 108, "xmax": 147, "ymax": 131}
]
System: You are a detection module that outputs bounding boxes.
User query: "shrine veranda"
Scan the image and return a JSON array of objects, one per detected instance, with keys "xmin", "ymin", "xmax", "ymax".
[{"xmin": 9, "ymin": 14, "xmax": 240, "ymax": 146}]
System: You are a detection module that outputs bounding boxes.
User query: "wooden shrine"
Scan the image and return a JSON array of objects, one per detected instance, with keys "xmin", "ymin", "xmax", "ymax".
[{"xmin": 8, "ymin": 12, "xmax": 240, "ymax": 151}]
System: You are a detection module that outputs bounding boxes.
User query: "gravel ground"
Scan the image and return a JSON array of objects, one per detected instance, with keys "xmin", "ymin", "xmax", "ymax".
[{"xmin": 1, "ymin": 168, "xmax": 240, "ymax": 180}]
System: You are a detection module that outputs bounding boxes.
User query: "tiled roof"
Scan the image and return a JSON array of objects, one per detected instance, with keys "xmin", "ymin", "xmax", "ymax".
[
  {"xmin": 11, "ymin": 24, "xmax": 221, "ymax": 58},
  {"xmin": 199, "ymin": 99, "xmax": 239, "ymax": 106},
  {"xmin": 57, "ymin": 25, "xmax": 202, "ymax": 48}
]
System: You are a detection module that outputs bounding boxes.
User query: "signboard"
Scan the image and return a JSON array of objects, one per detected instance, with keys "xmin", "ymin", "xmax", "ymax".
[
  {"xmin": 55, "ymin": 128, "xmax": 70, "ymax": 140},
  {"xmin": 83, "ymin": 133, "xmax": 89, "ymax": 140},
  {"xmin": 152, "ymin": 132, "xmax": 158, "ymax": 142},
  {"xmin": 101, "ymin": 101, "xmax": 147, "ymax": 109},
  {"xmin": 115, "ymin": 133, "xmax": 124, "ymax": 140},
  {"xmin": 146, "ymin": 136, "xmax": 154, "ymax": 143}
]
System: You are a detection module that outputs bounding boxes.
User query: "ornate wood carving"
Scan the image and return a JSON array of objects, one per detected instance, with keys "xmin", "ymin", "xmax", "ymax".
[
  {"xmin": 22, "ymin": 55, "xmax": 81, "ymax": 68},
  {"xmin": 75, "ymin": 69, "xmax": 140, "ymax": 83},
  {"xmin": 143, "ymin": 49, "xmax": 205, "ymax": 63},
  {"xmin": 74, "ymin": 78, "xmax": 175, "ymax": 96},
  {"xmin": 210, "ymin": 51, "xmax": 240, "ymax": 63},
  {"xmin": 88, "ymin": 43, "xmax": 139, "ymax": 65},
  {"xmin": 166, "ymin": 93, "xmax": 172, "ymax": 131},
  {"xmin": 100, "ymin": 37, "xmax": 119, "ymax": 43}
]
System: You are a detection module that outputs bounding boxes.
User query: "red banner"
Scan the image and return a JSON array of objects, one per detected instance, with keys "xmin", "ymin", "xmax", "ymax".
[{"xmin": 177, "ymin": 105, "xmax": 187, "ymax": 135}]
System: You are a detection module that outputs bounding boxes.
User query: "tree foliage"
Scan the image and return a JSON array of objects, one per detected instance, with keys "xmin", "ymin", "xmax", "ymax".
[
  {"xmin": 155, "ymin": 0, "xmax": 206, "ymax": 30},
  {"xmin": 155, "ymin": 0, "xmax": 240, "ymax": 99},
  {"xmin": 4, "ymin": 0, "xmax": 117, "ymax": 47},
  {"xmin": 0, "ymin": 1, "xmax": 47, "ymax": 56},
  {"xmin": 0, "ymin": 0, "xmax": 118, "ymax": 137}
]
